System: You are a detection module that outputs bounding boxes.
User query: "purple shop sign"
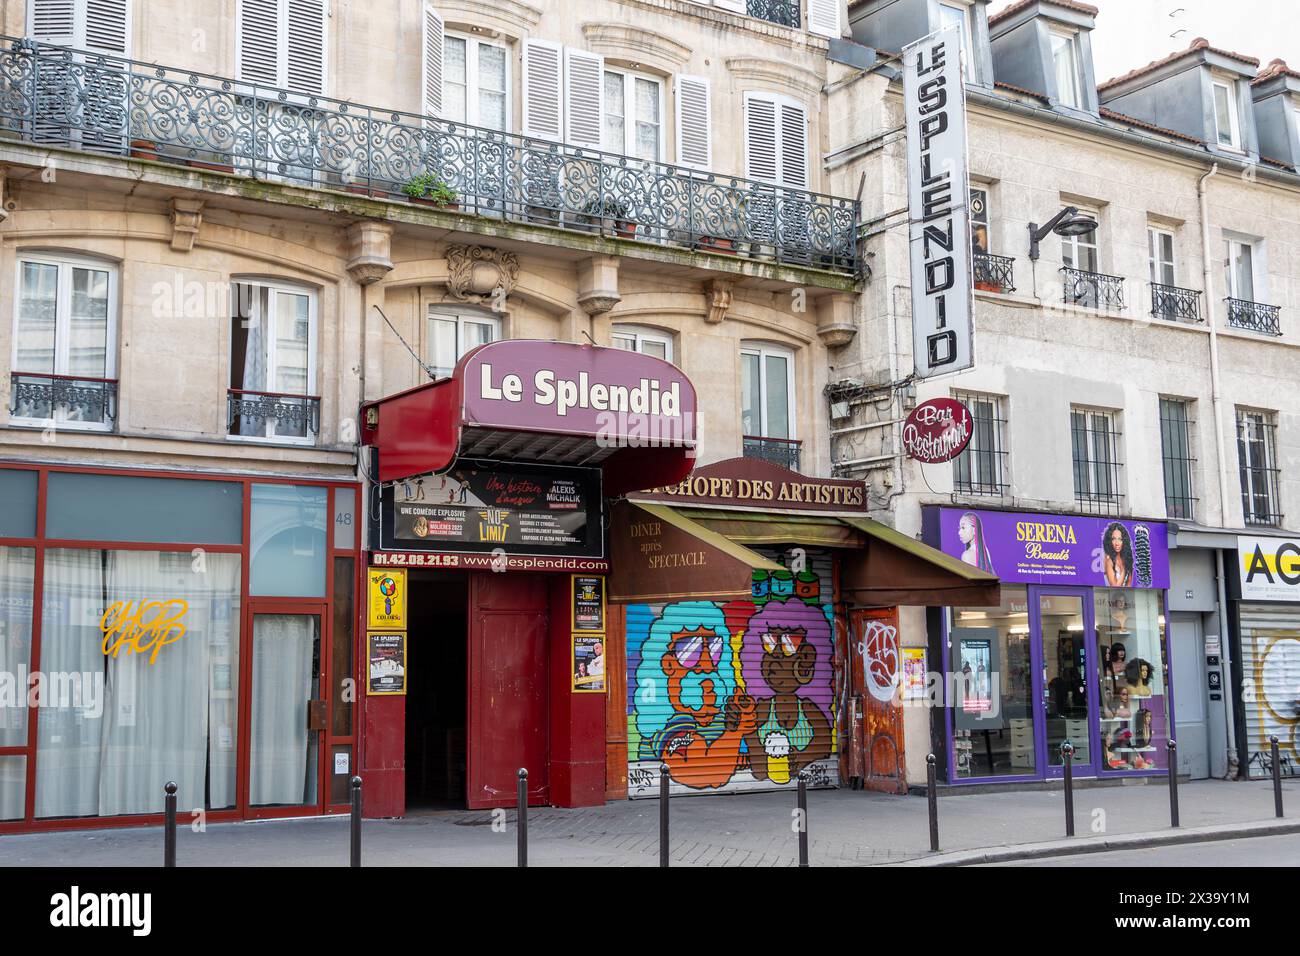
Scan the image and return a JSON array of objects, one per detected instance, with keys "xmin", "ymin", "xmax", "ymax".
[{"xmin": 933, "ymin": 507, "xmax": 1169, "ymax": 589}]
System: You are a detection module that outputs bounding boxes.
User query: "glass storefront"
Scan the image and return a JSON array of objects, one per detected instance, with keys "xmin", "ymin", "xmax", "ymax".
[
  {"xmin": 0, "ymin": 466, "xmax": 359, "ymax": 830},
  {"xmin": 932, "ymin": 507, "xmax": 1173, "ymax": 783}
]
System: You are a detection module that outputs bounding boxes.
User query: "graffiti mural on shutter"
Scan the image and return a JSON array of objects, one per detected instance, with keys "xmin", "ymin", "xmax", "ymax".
[
  {"xmin": 626, "ymin": 549, "xmax": 839, "ymax": 796},
  {"xmin": 1238, "ymin": 604, "xmax": 1300, "ymax": 779}
]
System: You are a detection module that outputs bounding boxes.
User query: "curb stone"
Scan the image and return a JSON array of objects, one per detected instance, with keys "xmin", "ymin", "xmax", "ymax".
[{"xmin": 888, "ymin": 819, "xmax": 1300, "ymax": 866}]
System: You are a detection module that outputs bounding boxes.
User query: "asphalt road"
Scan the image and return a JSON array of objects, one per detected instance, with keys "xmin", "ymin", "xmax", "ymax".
[{"xmin": 988, "ymin": 833, "xmax": 1300, "ymax": 866}]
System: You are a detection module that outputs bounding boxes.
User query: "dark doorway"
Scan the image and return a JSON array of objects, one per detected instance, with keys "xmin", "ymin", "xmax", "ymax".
[{"xmin": 405, "ymin": 571, "xmax": 469, "ymax": 808}]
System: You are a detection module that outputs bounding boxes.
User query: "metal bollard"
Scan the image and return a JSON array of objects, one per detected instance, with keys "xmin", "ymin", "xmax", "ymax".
[
  {"xmin": 797, "ymin": 773, "xmax": 809, "ymax": 867},
  {"xmin": 163, "ymin": 781, "xmax": 177, "ymax": 868},
  {"xmin": 659, "ymin": 764, "xmax": 670, "ymax": 868},
  {"xmin": 517, "ymin": 768, "xmax": 528, "ymax": 868},
  {"xmin": 1271, "ymin": 736, "xmax": 1284, "ymax": 818},
  {"xmin": 1061, "ymin": 743, "xmax": 1075, "ymax": 838},
  {"xmin": 350, "ymin": 775, "xmax": 363, "ymax": 867},
  {"xmin": 1167, "ymin": 739, "xmax": 1179, "ymax": 828},
  {"xmin": 926, "ymin": 753, "xmax": 940, "ymax": 852}
]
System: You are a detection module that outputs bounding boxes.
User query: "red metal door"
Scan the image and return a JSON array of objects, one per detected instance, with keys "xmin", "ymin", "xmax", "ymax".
[
  {"xmin": 467, "ymin": 573, "xmax": 550, "ymax": 808},
  {"xmin": 850, "ymin": 607, "xmax": 908, "ymax": 794}
]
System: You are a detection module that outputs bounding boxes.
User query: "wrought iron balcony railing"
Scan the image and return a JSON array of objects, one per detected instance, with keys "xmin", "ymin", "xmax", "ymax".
[
  {"xmin": 228, "ymin": 389, "xmax": 320, "ymax": 441},
  {"xmin": 10, "ymin": 372, "xmax": 117, "ymax": 426},
  {"xmin": 1150, "ymin": 282, "xmax": 1202, "ymax": 323},
  {"xmin": 748, "ymin": 0, "xmax": 802, "ymax": 28},
  {"xmin": 0, "ymin": 37, "xmax": 858, "ymax": 274},
  {"xmin": 1226, "ymin": 298, "xmax": 1282, "ymax": 336},
  {"xmin": 1061, "ymin": 266, "xmax": 1125, "ymax": 312},
  {"xmin": 973, "ymin": 251, "xmax": 1015, "ymax": 294},
  {"xmin": 743, "ymin": 435, "xmax": 801, "ymax": 472}
]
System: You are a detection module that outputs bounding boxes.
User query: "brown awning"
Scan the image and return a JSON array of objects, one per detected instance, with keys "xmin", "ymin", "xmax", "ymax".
[
  {"xmin": 838, "ymin": 515, "xmax": 1001, "ymax": 607},
  {"xmin": 607, "ymin": 501, "xmax": 783, "ymax": 603}
]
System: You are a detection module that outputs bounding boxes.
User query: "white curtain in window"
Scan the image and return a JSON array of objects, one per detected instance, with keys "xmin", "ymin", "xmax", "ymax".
[
  {"xmin": 98, "ymin": 552, "xmax": 240, "ymax": 816},
  {"xmin": 249, "ymin": 614, "xmax": 317, "ymax": 806},
  {"xmin": 240, "ymin": 285, "xmax": 267, "ymax": 434},
  {"xmin": 35, "ymin": 549, "xmax": 107, "ymax": 818}
]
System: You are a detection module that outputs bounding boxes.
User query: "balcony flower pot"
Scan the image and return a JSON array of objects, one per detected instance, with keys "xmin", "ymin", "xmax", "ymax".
[
  {"xmin": 129, "ymin": 139, "xmax": 159, "ymax": 161},
  {"xmin": 401, "ymin": 172, "xmax": 457, "ymax": 210},
  {"xmin": 974, "ymin": 279, "xmax": 1002, "ymax": 293},
  {"xmin": 346, "ymin": 184, "xmax": 388, "ymax": 198},
  {"xmin": 698, "ymin": 235, "xmax": 737, "ymax": 254},
  {"xmin": 614, "ymin": 220, "xmax": 637, "ymax": 239},
  {"xmin": 408, "ymin": 196, "xmax": 460, "ymax": 212}
]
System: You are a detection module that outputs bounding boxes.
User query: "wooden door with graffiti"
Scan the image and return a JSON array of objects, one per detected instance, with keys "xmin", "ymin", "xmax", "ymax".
[{"xmin": 848, "ymin": 607, "xmax": 907, "ymax": 793}]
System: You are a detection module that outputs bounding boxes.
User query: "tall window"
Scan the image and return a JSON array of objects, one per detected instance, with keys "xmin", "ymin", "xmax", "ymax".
[
  {"xmin": 939, "ymin": 1, "xmax": 975, "ymax": 81},
  {"xmin": 1237, "ymin": 409, "xmax": 1281, "ymax": 526},
  {"xmin": 11, "ymin": 253, "xmax": 116, "ymax": 428},
  {"xmin": 1213, "ymin": 81, "xmax": 1241, "ymax": 149},
  {"xmin": 1071, "ymin": 407, "xmax": 1123, "ymax": 513},
  {"xmin": 603, "ymin": 69, "xmax": 663, "ymax": 160},
  {"xmin": 1225, "ymin": 238, "xmax": 1257, "ymax": 301},
  {"xmin": 443, "ymin": 33, "xmax": 508, "ymax": 130},
  {"xmin": 611, "ymin": 325, "xmax": 673, "ymax": 363},
  {"xmin": 1159, "ymin": 398, "xmax": 1196, "ymax": 521},
  {"xmin": 229, "ymin": 280, "xmax": 317, "ymax": 441},
  {"xmin": 952, "ymin": 391, "xmax": 1007, "ymax": 496},
  {"xmin": 740, "ymin": 343, "xmax": 794, "ymax": 439},
  {"xmin": 1148, "ymin": 227, "xmax": 1175, "ymax": 286},
  {"xmin": 1050, "ymin": 29, "xmax": 1083, "ymax": 109},
  {"xmin": 744, "ymin": 92, "xmax": 808, "ymax": 189},
  {"xmin": 969, "ymin": 187, "xmax": 990, "ymax": 253},
  {"xmin": 427, "ymin": 308, "xmax": 499, "ymax": 378}
]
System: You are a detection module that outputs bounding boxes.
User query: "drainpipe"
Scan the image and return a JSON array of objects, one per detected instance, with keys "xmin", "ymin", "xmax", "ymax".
[{"xmin": 1198, "ymin": 163, "xmax": 1239, "ymax": 777}]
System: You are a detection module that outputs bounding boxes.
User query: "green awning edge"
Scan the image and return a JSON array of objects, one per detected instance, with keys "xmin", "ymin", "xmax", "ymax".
[
  {"xmin": 837, "ymin": 515, "xmax": 998, "ymax": 583},
  {"xmin": 631, "ymin": 502, "xmax": 785, "ymax": 573}
]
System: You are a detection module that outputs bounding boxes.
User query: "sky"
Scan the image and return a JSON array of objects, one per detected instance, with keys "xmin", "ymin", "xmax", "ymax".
[{"xmin": 987, "ymin": 0, "xmax": 1300, "ymax": 85}]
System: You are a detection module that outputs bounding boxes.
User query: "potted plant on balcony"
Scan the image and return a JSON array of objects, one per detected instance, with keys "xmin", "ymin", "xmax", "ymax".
[
  {"xmin": 401, "ymin": 172, "xmax": 459, "ymax": 210},
  {"xmin": 578, "ymin": 196, "xmax": 636, "ymax": 239}
]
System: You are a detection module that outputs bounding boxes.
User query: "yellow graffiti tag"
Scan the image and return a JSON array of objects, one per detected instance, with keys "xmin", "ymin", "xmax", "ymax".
[{"xmin": 100, "ymin": 599, "xmax": 189, "ymax": 665}]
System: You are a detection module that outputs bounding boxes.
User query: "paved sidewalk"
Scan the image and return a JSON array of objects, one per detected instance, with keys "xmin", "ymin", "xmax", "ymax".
[{"xmin": 1, "ymin": 777, "xmax": 1295, "ymax": 867}]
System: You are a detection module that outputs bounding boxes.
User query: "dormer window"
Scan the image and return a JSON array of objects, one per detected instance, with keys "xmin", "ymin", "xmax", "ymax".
[
  {"xmin": 1051, "ymin": 29, "xmax": 1083, "ymax": 108},
  {"xmin": 1213, "ymin": 80, "xmax": 1241, "ymax": 149},
  {"xmin": 939, "ymin": 2, "xmax": 975, "ymax": 81}
]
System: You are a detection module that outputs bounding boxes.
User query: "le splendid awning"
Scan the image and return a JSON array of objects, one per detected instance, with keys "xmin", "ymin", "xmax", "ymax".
[{"xmin": 360, "ymin": 340, "xmax": 697, "ymax": 496}]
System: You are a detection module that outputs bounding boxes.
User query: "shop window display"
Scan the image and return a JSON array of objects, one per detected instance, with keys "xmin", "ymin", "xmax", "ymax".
[
  {"xmin": 1095, "ymin": 589, "xmax": 1168, "ymax": 771},
  {"xmin": 950, "ymin": 586, "xmax": 1034, "ymax": 778}
]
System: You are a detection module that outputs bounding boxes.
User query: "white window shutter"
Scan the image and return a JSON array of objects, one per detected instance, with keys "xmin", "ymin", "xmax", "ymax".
[
  {"xmin": 29, "ymin": 0, "xmax": 77, "ymax": 45},
  {"xmin": 808, "ymin": 0, "xmax": 841, "ymax": 38},
  {"xmin": 522, "ymin": 39, "xmax": 562, "ymax": 142},
  {"xmin": 421, "ymin": 3, "xmax": 444, "ymax": 118},
  {"xmin": 779, "ymin": 101, "xmax": 808, "ymax": 188},
  {"xmin": 675, "ymin": 74, "xmax": 711, "ymax": 169},
  {"xmin": 563, "ymin": 47, "xmax": 603, "ymax": 149},
  {"xmin": 237, "ymin": 0, "xmax": 279, "ymax": 86},
  {"xmin": 744, "ymin": 93, "xmax": 778, "ymax": 183},
  {"xmin": 286, "ymin": 0, "xmax": 326, "ymax": 95},
  {"xmin": 84, "ymin": 0, "xmax": 129, "ymax": 56},
  {"xmin": 714, "ymin": 0, "xmax": 747, "ymax": 13}
]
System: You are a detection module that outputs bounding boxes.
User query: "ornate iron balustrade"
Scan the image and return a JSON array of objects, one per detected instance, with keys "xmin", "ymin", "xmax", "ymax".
[
  {"xmin": 747, "ymin": 0, "xmax": 802, "ymax": 27},
  {"xmin": 972, "ymin": 251, "xmax": 1015, "ymax": 294},
  {"xmin": 10, "ymin": 372, "xmax": 116, "ymax": 425},
  {"xmin": 1150, "ymin": 282, "xmax": 1202, "ymax": 323},
  {"xmin": 0, "ymin": 36, "xmax": 858, "ymax": 274},
  {"xmin": 228, "ymin": 389, "xmax": 320, "ymax": 440},
  {"xmin": 743, "ymin": 435, "xmax": 801, "ymax": 472},
  {"xmin": 1060, "ymin": 266, "xmax": 1125, "ymax": 312},
  {"xmin": 1226, "ymin": 298, "xmax": 1282, "ymax": 336}
]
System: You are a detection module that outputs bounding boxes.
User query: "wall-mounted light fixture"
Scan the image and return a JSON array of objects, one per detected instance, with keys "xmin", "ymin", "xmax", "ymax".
[{"xmin": 1028, "ymin": 206, "xmax": 1097, "ymax": 260}]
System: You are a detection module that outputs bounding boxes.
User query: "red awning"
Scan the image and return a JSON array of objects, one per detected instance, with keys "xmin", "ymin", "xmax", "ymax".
[{"xmin": 360, "ymin": 340, "xmax": 698, "ymax": 496}]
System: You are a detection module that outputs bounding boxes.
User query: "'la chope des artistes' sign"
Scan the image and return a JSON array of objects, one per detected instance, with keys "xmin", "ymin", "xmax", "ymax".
[{"xmin": 933, "ymin": 507, "xmax": 1169, "ymax": 589}]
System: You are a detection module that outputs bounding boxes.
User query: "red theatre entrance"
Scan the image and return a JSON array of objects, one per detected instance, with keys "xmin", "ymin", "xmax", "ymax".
[{"xmin": 359, "ymin": 340, "xmax": 697, "ymax": 815}]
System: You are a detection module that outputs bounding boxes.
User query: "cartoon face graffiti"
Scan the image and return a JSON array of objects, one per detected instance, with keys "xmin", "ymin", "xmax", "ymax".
[{"xmin": 661, "ymin": 626, "xmax": 727, "ymax": 726}]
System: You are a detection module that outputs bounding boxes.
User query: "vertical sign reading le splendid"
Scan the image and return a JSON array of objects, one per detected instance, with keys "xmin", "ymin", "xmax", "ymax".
[{"xmin": 904, "ymin": 26, "xmax": 974, "ymax": 379}]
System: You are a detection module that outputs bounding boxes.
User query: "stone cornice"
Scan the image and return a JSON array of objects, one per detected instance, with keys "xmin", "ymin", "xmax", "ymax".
[
  {"xmin": 440, "ymin": 0, "xmax": 542, "ymax": 36},
  {"xmin": 725, "ymin": 56, "xmax": 825, "ymax": 100}
]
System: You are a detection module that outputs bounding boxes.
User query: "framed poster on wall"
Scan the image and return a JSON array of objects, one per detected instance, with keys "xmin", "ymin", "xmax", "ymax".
[
  {"xmin": 367, "ymin": 631, "xmax": 407, "ymax": 696},
  {"xmin": 572, "ymin": 633, "xmax": 606, "ymax": 693},
  {"xmin": 572, "ymin": 575, "xmax": 606, "ymax": 632}
]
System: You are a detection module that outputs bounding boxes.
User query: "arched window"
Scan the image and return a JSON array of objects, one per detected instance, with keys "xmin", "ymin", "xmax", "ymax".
[{"xmin": 611, "ymin": 324, "xmax": 673, "ymax": 363}]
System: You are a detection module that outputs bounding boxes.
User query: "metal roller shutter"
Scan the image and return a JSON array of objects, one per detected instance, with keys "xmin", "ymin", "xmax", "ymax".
[
  {"xmin": 1237, "ymin": 603, "xmax": 1300, "ymax": 779},
  {"xmin": 626, "ymin": 548, "xmax": 840, "ymax": 797}
]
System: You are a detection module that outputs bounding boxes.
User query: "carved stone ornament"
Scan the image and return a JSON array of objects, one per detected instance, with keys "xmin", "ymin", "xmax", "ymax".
[
  {"xmin": 705, "ymin": 278, "xmax": 734, "ymax": 325},
  {"xmin": 447, "ymin": 244, "xmax": 519, "ymax": 305}
]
